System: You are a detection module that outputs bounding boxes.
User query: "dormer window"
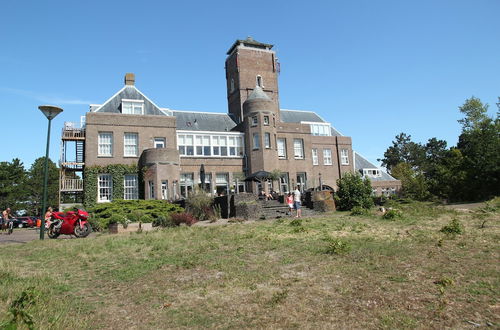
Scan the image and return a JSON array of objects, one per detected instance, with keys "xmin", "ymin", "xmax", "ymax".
[
  {"xmin": 363, "ymin": 169, "xmax": 381, "ymax": 177},
  {"xmin": 256, "ymin": 75, "xmax": 263, "ymax": 87},
  {"xmin": 122, "ymin": 99, "xmax": 144, "ymax": 115}
]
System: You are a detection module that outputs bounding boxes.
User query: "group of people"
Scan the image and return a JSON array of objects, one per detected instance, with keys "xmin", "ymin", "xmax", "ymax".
[
  {"xmin": 286, "ymin": 185, "xmax": 302, "ymax": 218},
  {"xmin": 0, "ymin": 206, "xmax": 54, "ymax": 232}
]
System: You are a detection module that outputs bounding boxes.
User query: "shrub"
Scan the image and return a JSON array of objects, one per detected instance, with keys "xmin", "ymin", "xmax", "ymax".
[
  {"xmin": 152, "ymin": 215, "xmax": 174, "ymax": 227},
  {"xmin": 350, "ymin": 206, "xmax": 369, "ymax": 216},
  {"xmin": 324, "ymin": 238, "xmax": 351, "ymax": 255},
  {"xmin": 141, "ymin": 214, "xmax": 154, "ymax": 223},
  {"xmin": 88, "ymin": 200, "xmax": 183, "ymax": 223},
  {"xmin": 382, "ymin": 209, "xmax": 403, "ymax": 220},
  {"xmin": 186, "ymin": 190, "xmax": 216, "ymax": 221},
  {"xmin": 440, "ymin": 218, "xmax": 464, "ymax": 235},
  {"xmin": 171, "ymin": 212, "xmax": 198, "ymax": 226},
  {"xmin": 335, "ymin": 173, "xmax": 374, "ymax": 211}
]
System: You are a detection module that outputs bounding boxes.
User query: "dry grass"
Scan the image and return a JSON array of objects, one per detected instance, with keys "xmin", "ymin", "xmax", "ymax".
[{"xmin": 1, "ymin": 201, "xmax": 499, "ymax": 329}]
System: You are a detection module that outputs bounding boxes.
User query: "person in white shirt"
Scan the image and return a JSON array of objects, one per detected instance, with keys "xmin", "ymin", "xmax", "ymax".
[{"xmin": 293, "ymin": 185, "xmax": 302, "ymax": 218}]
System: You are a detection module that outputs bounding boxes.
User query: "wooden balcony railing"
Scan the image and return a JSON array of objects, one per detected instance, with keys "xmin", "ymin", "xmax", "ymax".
[{"xmin": 61, "ymin": 178, "xmax": 84, "ymax": 191}]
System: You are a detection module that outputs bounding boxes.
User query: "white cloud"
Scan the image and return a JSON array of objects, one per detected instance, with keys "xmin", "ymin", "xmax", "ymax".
[{"xmin": 0, "ymin": 87, "xmax": 93, "ymax": 105}]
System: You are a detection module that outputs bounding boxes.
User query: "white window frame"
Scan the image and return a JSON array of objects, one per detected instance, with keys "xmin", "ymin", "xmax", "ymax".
[
  {"xmin": 363, "ymin": 168, "xmax": 381, "ymax": 177},
  {"xmin": 341, "ymin": 149, "xmax": 349, "ymax": 165},
  {"xmin": 121, "ymin": 99, "xmax": 144, "ymax": 115},
  {"xmin": 98, "ymin": 132, "xmax": 113, "ymax": 157},
  {"xmin": 149, "ymin": 180, "xmax": 155, "ymax": 199},
  {"xmin": 264, "ymin": 133, "xmax": 271, "ymax": 149},
  {"xmin": 252, "ymin": 116, "xmax": 258, "ymax": 126},
  {"xmin": 124, "ymin": 133, "xmax": 139, "ymax": 157},
  {"xmin": 277, "ymin": 138, "xmax": 287, "ymax": 159},
  {"xmin": 312, "ymin": 148, "xmax": 318, "ymax": 165},
  {"xmin": 177, "ymin": 132, "xmax": 244, "ymax": 158},
  {"xmin": 154, "ymin": 137, "xmax": 166, "ymax": 148},
  {"xmin": 161, "ymin": 180, "xmax": 168, "ymax": 200},
  {"xmin": 293, "ymin": 139, "xmax": 304, "ymax": 159},
  {"xmin": 124, "ymin": 174, "xmax": 138, "ymax": 200},
  {"xmin": 98, "ymin": 174, "xmax": 112, "ymax": 202},
  {"xmin": 263, "ymin": 116, "xmax": 270, "ymax": 125},
  {"xmin": 253, "ymin": 133, "xmax": 260, "ymax": 150},
  {"xmin": 323, "ymin": 149, "xmax": 332, "ymax": 165}
]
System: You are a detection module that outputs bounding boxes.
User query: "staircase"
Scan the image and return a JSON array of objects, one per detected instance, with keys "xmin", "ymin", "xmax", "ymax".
[
  {"xmin": 259, "ymin": 199, "xmax": 318, "ymax": 219},
  {"xmin": 76, "ymin": 140, "xmax": 85, "ymax": 163}
]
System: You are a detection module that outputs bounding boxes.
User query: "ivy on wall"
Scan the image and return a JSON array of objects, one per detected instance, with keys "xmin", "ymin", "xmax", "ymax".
[{"xmin": 84, "ymin": 164, "xmax": 141, "ymax": 208}]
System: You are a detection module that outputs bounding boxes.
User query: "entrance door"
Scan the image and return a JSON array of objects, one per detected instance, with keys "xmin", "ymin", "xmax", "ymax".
[{"xmin": 296, "ymin": 172, "xmax": 307, "ymax": 192}]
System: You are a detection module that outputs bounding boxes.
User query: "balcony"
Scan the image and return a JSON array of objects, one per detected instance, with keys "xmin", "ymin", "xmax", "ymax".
[
  {"xmin": 61, "ymin": 178, "xmax": 84, "ymax": 192},
  {"xmin": 62, "ymin": 122, "xmax": 85, "ymax": 140}
]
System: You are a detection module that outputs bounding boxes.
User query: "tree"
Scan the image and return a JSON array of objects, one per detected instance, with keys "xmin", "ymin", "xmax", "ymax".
[
  {"xmin": 335, "ymin": 173, "xmax": 373, "ymax": 211},
  {"xmin": 457, "ymin": 96, "xmax": 489, "ymax": 131},
  {"xmin": 391, "ymin": 163, "xmax": 430, "ymax": 201},
  {"xmin": 0, "ymin": 158, "xmax": 27, "ymax": 213},
  {"xmin": 24, "ymin": 157, "xmax": 59, "ymax": 215},
  {"xmin": 378, "ymin": 133, "xmax": 425, "ymax": 173}
]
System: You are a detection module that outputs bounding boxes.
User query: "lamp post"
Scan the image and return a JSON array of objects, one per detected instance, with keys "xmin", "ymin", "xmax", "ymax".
[
  {"xmin": 319, "ymin": 173, "xmax": 322, "ymax": 191},
  {"xmin": 38, "ymin": 105, "xmax": 63, "ymax": 240}
]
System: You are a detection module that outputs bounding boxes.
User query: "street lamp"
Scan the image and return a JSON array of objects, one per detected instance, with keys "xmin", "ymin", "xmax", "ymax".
[{"xmin": 38, "ymin": 105, "xmax": 63, "ymax": 240}]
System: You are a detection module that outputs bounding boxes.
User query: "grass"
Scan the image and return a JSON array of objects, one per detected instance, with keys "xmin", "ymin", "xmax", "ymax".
[{"xmin": 0, "ymin": 201, "xmax": 499, "ymax": 329}]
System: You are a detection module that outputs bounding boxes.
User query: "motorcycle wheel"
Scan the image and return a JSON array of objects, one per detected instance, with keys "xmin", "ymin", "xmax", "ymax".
[
  {"xmin": 47, "ymin": 223, "xmax": 60, "ymax": 239},
  {"xmin": 74, "ymin": 222, "xmax": 92, "ymax": 238}
]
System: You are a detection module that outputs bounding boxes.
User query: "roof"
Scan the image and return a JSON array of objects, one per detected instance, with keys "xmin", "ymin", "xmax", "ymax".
[
  {"xmin": 280, "ymin": 109, "xmax": 343, "ymax": 136},
  {"xmin": 227, "ymin": 37, "xmax": 274, "ymax": 55},
  {"xmin": 172, "ymin": 111, "xmax": 238, "ymax": 132},
  {"xmin": 247, "ymin": 86, "xmax": 271, "ymax": 101},
  {"xmin": 93, "ymin": 85, "xmax": 167, "ymax": 115},
  {"xmin": 354, "ymin": 152, "xmax": 397, "ymax": 182}
]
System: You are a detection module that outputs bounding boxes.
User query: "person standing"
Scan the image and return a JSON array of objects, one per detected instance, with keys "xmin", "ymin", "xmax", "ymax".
[
  {"xmin": 293, "ymin": 185, "xmax": 302, "ymax": 218},
  {"xmin": 286, "ymin": 193, "xmax": 294, "ymax": 216},
  {"xmin": 44, "ymin": 206, "xmax": 53, "ymax": 228},
  {"xmin": 2, "ymin": 208, "xmax": 12, "ymax": 231}
]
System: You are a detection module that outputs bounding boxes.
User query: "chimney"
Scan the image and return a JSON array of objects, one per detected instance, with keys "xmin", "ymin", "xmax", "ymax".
[{"xmin": 124, "ymin": 73, "xmax": 135, "ymax": 86}]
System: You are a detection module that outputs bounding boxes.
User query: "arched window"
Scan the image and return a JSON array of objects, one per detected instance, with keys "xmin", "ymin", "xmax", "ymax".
[{"xmin": 256, "ymin": 75, "xmax": 263, "ymax": 87}]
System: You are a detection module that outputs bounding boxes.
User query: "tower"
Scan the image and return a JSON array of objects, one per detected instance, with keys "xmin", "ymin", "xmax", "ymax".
[{"xmin": 225, "ymin": 37, "xmax": 280, "ymax": 123}]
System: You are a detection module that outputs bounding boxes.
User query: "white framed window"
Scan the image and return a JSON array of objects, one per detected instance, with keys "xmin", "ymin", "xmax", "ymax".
[
  {"xmin": 149, "ymin": 180, "xmax": 155, "ymax": 199},
  {"xmin": 323, "ymin": 149, "xmax": 332, "ymax": 165},
  {"xmin": 154, "ymin": 137, "xmax": 166, "ymax": 148},
  {"xmin": 312, "ymin": 148, "xmax": 319, "ymax": 165},
  {"xmin": 252, "ymin": 116, "xmax": 258, "ymax": 126},
  {"xmin": 161, "ymin": 180, "xmax": 168, "ymax": 200},
  {"xmin": 180, "ymin": 173, "xmax": 194, "ymax": 198},
  {"xmin": 220, "ymin": 136, "xmax": 228, "ymax": 156},
  {"xmin": 98, "ymin": 174, "xmax": 112, "ymax": 202},
  {"xmin": 215, "ymin": 173, "xmax": 229, "ymax": 195},
  {"xmin": 256, "ymin": 75, "xmax": 263, "ymax": 87},
  {"xmin": 363, "ymin": 169, "xmax": 381, "ymax": 177},
  {"xmin": 122, "ymin": 99, "xmax": 144, "ymax": 115},
  {"xmin": 124, "ymin": 174, "xmax": 138, "ymax": 200},
  {"xmin": 264, "ymin": 133, "xmax": 271, "ymax": 149},
  {"xmin": 195, "ymin": 135, "xmax": 211, "ymax": 156},
  {"xmin": 253, "ymin": 133, "xmax": 260, "ymax": 150},
  {"xmin": 98, "ymin": 132, "xmax": 113, "ymax": 157},
  {"xmin": 280, "ymin": 173, "xmax": 289, "ymax": 193},
  {"xmin": 263, "ymin": 116, "xmax": 269, "ymax": 125},
  {"xmin": 177, "ymin": 133, "xmax": 244, "ymax": 158},
  {"xmin": 293, "ymin": 139, "xmax": 304, "ymax": 159},
  {"xmin": 341, "ymin": 149, "xmax": 349, "ymax": 165},
  {"xmin": 277, "ymin": 138, "xmax": 287, "ymax": 159},
  {"xmin": 124, "ymin": 133, "xmax": 138, "ymax": 157},
  {"xmin": 310, "ymin": 123, "xmax": 332, "ymax": 136}
]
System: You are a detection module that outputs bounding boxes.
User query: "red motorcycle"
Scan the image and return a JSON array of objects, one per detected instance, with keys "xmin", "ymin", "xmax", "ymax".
[{"xmin": 47, "ymin": 209, "xmax": 92, "ymax": 239}]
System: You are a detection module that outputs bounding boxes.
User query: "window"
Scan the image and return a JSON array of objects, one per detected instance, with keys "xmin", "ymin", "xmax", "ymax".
[
  {"xmin": 215, "ymin": 173, "xmax": 229, "ymax": 195},
  {"xmin": 195, "ymin": 135, "xmax": 211, "ymax": 156},
  {"xmin": 122, "ymin": 100, "xmax": 144, "ymax": 115},
  {"xmin": 252, "ymin": 116, "xmax": 258, "ymax": 126},
  {"xmin": 149, "ymin": 181, "xmax": 155, "ymax": 199},
  {"xmin": 293, "ymin": 139, "xmax": 304, "ymax": 159},
  {"xmin": 277, "ymin": 138, "xmax": 287, "ymax": 159},
  {"xmin": 180, "ymin": 173, "xmax": 194, "ymax": 198},
  {"xmin": 124, "ymin": 174, "xmax": 138, "ymax": 200},
  {"xmin": 280, "ymin": 173, "xmax": 289, "ymax": 193},
  {"xmin": 256, "ymin": 75, "xmax": 263, "ymax": 87},
  {"xmin": 124, "ymin": 133, "xmax": 138, "ymax": 157},
  {"xmin": 198, "ymin": 174, "xmax": 211, "ymax": 192},
  {"xmin": 220, "ymin": 136, "xmax": 228, "ymax": 156},
  {"xmin": 230, "ymin": 78, "xmax": 235, "ymax": 93},
  {"xmin": 154, "ymin": 137, "xmax": 166, "ymax": 148},
  {"xmin": 263, "ymin": 116, "xmax": 269, "ymax": 125},
  {"xmin": 312, "ymin": 149, "xmax": 318, "ymax": 165},
  {"xmin": 264, "ymin": 133, "xmax": 271, "ymax": 149},
  {"xmin": 228, "ymin": 137, "xmax": 237, "ymax": 156},
  {"xmin": 98, "ymin": 174, "xmax": 112, "ymax": 202},
  {"xmin": 161, "ymin": 180, "xmax": 168, "ymax": 200},
  {"xmin": 178, "ymin": 135, "xmax": 194, "ymax": 156},
  {"xmin": 253, "ymin": 133, "xmax": 260, "ymax": 150},
  {"xmin": 310, "ymin": 123, "xmax": 332, "ymax": 136},
  {"xmin": 323, "ymin": 149, "xmax": 332, "ymax": 165},
  {"xmin": 363, "ymin": 169, "xmax": 381, "ymax": 177},
  {"xmin": 98, "ymin": 132, "xmax": 113, "ymax": 157},
  {"xmin": 296, "ymin": 172, "xmax": 307, "ymax": 191},
  {"xmin": 341, "ymin": 149, "xmax": 349, "ymax": 165},
  {"xmin": 177, "ymin": 133, "xmax": 244, "ymax": 158}
]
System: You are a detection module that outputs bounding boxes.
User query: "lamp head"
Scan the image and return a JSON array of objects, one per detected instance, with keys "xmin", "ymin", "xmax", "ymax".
[{"xmin": 38, "ymin": 105, "xmax": 63, "ymax": 120}]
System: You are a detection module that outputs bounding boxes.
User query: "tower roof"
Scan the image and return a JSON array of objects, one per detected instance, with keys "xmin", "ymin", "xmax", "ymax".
[
  {"xmin": 246, "ymin": 85, "xmax": 271, "ymax": 101},
  {"xmin": 227, "ymin": 36, "xmax": 274, "ymax": 55}
]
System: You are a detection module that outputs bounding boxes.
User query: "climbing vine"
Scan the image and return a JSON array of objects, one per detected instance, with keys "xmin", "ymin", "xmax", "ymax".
[{"xmin": 83, "ymin": 164, "xmax": 140, "ymax": 208}]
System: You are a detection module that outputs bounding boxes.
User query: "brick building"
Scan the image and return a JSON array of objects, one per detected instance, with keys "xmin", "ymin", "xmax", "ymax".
[{"xmin": 59, "ymin": 37, "xmax": 400, "ymax": 208}]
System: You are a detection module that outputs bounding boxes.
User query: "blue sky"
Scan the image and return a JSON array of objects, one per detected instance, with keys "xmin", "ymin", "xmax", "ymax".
[{"xmin": 1, "ymin": 0, "xmax": 499, "ymax": 169}]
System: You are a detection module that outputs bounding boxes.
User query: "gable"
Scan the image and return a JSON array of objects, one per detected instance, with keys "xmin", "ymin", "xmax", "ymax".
[{"xmin": 93, "ymin": 86, "xmax": 167, "ymax": 116}]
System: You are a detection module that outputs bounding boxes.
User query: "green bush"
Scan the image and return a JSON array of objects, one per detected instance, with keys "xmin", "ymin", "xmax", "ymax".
[
  {"xmin": 186, "ymin": 190, "xmax": 216, "ymax": 221},
  {"xmin": 350, "ymin": 206, "xmax": 369, "ymax": 216},
  {"xmin": 382, "ymin": 209, "xmax": 403, "ymax": 220},
  {"xmin": 335, "ymin": 173, "xmax": 374, "ymax": 211},
  {"xmin": 88, "ymin": 200, "xmax": 183, "ymax": 223},
  {"xmin": 324, "ymin": 237, "xmax": 351, "ymax": 255},
  {"xmin": 440, "ymin": 218, "xmax": 464, "ymax": 235},
  {"xmin": 152, "ymin": 215, "xmax": 174, "ymax": 227}
]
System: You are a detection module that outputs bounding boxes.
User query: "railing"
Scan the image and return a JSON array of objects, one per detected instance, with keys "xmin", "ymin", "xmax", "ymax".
[
  {"xmin": 61, "ymin": 178, "xmax": 84, "ymax": 191},
  {"xmin": 62, "ymin": 122, "xmax": 85, "ymax": 139}
]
